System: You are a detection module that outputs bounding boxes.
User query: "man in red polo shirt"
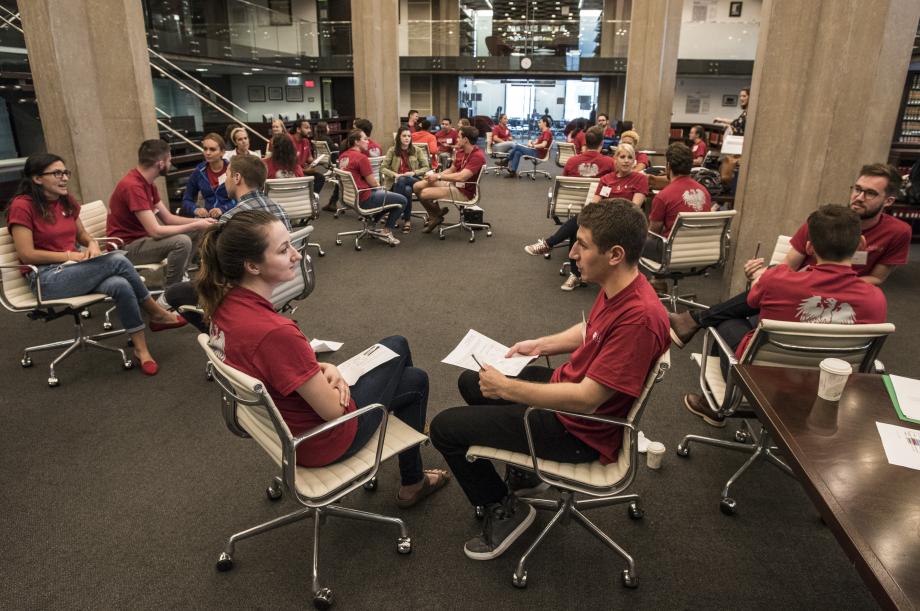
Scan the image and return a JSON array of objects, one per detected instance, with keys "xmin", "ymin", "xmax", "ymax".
[
  {"xmin": 491, "ymin": 113, "xmax": 514, "ymax": 154},
  {"xmin": 406, "ymin": 109, "xmax": 420, "ymax": 133},
  {"xmin": 689, "ymin": 125, "xmax": 708, "ymax": 167},
  {"xmin": 106, "ymin": 139, "xmax": 215, "ymax": 288},
  {"xmin": 563, "ymin": 127, "xmax": 615, "ymax": 178},
  {"xmin": 354, "ymin": 118, "xmax": 383, "ymax": 157},
  {"xmin": 436, "ymin": 117, "xmax": 459, "ymax": 168},
  {"xmin": 413, "ymin": 125, "xmax": 486, "ymax": 233},
  {"xmin": 430, "ymin": 201, "xmax": 669, "ymax": 560},
  {"xmin": 682, "ymin": 204, "xmax": 887, "ymax": 427}
]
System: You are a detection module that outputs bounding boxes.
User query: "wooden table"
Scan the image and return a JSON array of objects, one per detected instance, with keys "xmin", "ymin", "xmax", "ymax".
[{"xmin": 734, "ymin": 365, "xmax": 920, "ymax": 611}]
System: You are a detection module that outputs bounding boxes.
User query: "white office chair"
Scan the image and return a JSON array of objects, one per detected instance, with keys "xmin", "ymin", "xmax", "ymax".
[
  {"xmin": 0, "ymin": 227, "xmax": 132, "ymax": 386},
  {"xmin": 554, "ymin": 141, "xmax": 577, "ymax": 168},
  {"xmin": 332, "ymin": 168, "xmax": 403, "ymax": 251},
  {"xmin": 519, "ymin": 148, "xmax": 552, "ymax": 181},
  {"xmin": 467, "ymin": 351, "xmax": 670, "ymax": 590},
  {"xmin": 640, "ymin": 210, "xmax": 737, "ymax": 312},
  {"xmin": 198, "ymin": 334, "xmax": 427, "ymax": 610},
  {"xmin": 264, "ymin": 176, "xmax": 325, "ymax": 257},
  {"xmin": 433, "ymin": 169, "xmax": 492, "ymax": 242},
  {"xmin": 485, "ymin": 132, "xmax": 508, "ymax": 175},
  {"xmin": 544, "ymin": 176, "xmax": 598, "ymax": 262},
  {"xmin": 678, "ymin": 320, "xmax": 894, "ymax": 515}
]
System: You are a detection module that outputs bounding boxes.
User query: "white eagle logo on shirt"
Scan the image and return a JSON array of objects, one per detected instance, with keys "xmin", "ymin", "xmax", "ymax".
[
  {"xmin": 578, "ymin": 162, "xmax": 601, "ymax": 177},
  {"xmin": 682, "ymin": 188, "xmax": 707, "ymax": 211},
  {"xmin": 339, "ymin": 157, "xmax": 350, "ymax": 170},
  {"xmin": 795, "ymin": 296, "xmax": 856, "ymax": 324}
]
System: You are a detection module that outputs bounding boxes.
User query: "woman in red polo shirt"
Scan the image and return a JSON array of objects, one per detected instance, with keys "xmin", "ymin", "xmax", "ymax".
[
  {"xmin": 6, "ymin": 154, "xmax": 187, "ymax": 375},
  {"xmin": 198, "ymin": 210, "xmax": 449, "ymax": 506},
  {"xmin": 263, "ymin": 134, "xmax": 304, "ymax": 179}
]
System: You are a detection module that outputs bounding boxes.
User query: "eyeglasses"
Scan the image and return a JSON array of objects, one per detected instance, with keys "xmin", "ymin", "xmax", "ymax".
[
  {"xmin": 851, "ymin": 185, "xmax": 881, "ymax": 199},
  {"xmin": 40, "ymin": 170, "xmax": 72, "ymax": 179}
]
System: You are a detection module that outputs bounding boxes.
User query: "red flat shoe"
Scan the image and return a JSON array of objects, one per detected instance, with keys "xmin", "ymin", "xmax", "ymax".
[
  {"xmin": 135, "ymin": 357, "xmax": 159, "ymax": 376},
  {"xmin": 150, "ymin": 315, "xmax": 187, "ymax": 332}
]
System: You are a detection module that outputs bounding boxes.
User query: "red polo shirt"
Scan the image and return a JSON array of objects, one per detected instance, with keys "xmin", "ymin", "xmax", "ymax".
[
  {"xmin": 107, "ymin": 169, "xmax": 160, "ymax": 244},
  {"xmin": 789, "ymin": 213, "xmax": 911, "ymax": 276},
  {"xmin": 293, "ymin": 134, "xmax": 313, "ymax": 168},
  {"xmin": 533, "ymin": 129, "xmax": 553, "ymax": 159},
  {"xmin": 692, "ymin": 140, "xmax": 708, "ymax": 163},
  {"xmin": 492, "ymin": 124, "xmax": 511, "ymax": 142},
  {"xmin": 739, "ymin": 263, "xmax": 887, "ymax": 357},
  {"xmin": 595, "ymin": 171, "xmax": 649, "ymax": 202},
  {"xmin": 436, "ymin": 128, "xmax": 459, "ymax": 153},
  {"xmin": 554, "ymin": 275, "xmax": 670, "ymax": 464},
  {"xmin": 649, "ymin": 175, "xmax": 712, "ymax": 237},
  {"xmin": 7, "ymin": 195, "xmax": 81, "ymax": 273},
  {"xmin": 209, "ymin": 287, "xmax": 357, "ymax": 468},
  {"xmin": 264, "ymin": 158, "xmax": 305, "ymax": 180},
  {"xmin": 573, "ymin": 131, "xmax": 586, "ymax": 153},
  {"xmin": 365, "ymin": 139, "xmax": 383, "ymax": 158},
  {"xmin": 338, "ymin": 148, "xmax": 374, "ymax": 202},
  {"xmin": 563, "ymin": 151, "xmax": 616, "ymax": 178},
  {"xmin": 603, "ymin": 127, "xmax": 616, "ymax": 139},
  {"xmin": 450, "ymin": 147, "xmax": 487, "ymax": 200}
]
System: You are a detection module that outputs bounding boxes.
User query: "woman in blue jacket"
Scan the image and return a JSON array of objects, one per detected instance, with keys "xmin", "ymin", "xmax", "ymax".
[{"xmin": 181, "ymin": 133, "xmax": 235, "ymax": 217}]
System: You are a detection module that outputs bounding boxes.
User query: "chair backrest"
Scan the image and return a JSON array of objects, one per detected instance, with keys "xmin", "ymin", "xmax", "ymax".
[
  {"xmin": 314, "ymin": 140, "xmax": 332, "ymax": 158},
  {"xmin": 332, "ymin": 167, "xmax": 363, "ymax": 214},
  {"xmin": 768, "ymin": 234, "xmax": 793, "ymax": 266},
  {"xmin": 742, "ymin": 320, "xmax": 895, "ymax": 373},
  {"xmin": 271, "ymin": 227, "xmax": 316, "ymax": 311},
  {"xmin": 619, "ymin": 350, "xmax": 671, "ymax": 464},
  {"xmin": 546, "ymin": 176, "xmax": 598, "ymax": 221},
  {"xmin": 453, "ymin": 165, "xmax": 484, "ymax": 206},
  {"xmin": 416, "ymin": 142, "xmax": 431, "ymax": 165},
  {"xmin": 0, "ymin": 226, "xmax": 36, "ymax": 312},
  {"xmin": 79, "ymin": 200, "xmax": 108, "ymax": 240},
  {"xmin": 265, "ymin": 176, "xmax": 317, "ymax": 223},
  {"xmin": 197, "ymin": 334, "xmax": 294, "ymax": 470},
  {"xmin": 555, "ymin": 142, "xmax": 576, "ymax": 167},
  {"xmin": 662, "ymin": 210, "xmax": 736, "ymax": 271},
  {"xmin": 485, "ymin": 131, "xmax": 494, "ymax": 155},
  {"xmin": 369, "ymin": 155, "xmax": 384, "ymax": 182}
]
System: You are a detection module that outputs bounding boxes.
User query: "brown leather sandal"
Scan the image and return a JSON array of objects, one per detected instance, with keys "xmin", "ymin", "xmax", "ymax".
[{"xmin": 396, "ymin": 469, "xmax": 451, "ymax": 509}]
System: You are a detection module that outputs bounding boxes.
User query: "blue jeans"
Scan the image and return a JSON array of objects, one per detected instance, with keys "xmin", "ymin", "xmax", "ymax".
[
  {"xmin": 391, "ymin": 176, "xmax": 419, "ymax": 221},
  {"xmin": 508, "ymin": 145, "xmax": 538, "ymax": 173},
  {"xmin": 361, "ymin": 190, "xmax": 408, "ymax": 230},
  {"xmin": 28, "ymin": 252, "xmax": 150, "ymax": 333},
  {"xmin": 337, "ymin": 335, "xmax": 428, "ymax": 486}
]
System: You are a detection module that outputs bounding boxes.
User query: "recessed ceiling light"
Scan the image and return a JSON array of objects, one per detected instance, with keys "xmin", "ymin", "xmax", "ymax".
[
  {"xmin": 242, "ymin": 72, "xmax": 252, "ymax": 75},
  {"xmin": 195, "ymin": 68, "xmax": 207, "ymax": 72},
  {"xmin": 252, "ymin": 67, "xmax": 263, "ymax": 71}
]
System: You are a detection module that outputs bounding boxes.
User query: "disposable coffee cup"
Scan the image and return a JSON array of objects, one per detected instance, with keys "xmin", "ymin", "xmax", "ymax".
[
  {"xmin": 646, "ymin": 441, "xmax": 665, "ymax": 470},
  {"xmin": 817, "ymin": 358, "xmax": 852, "ymax": 401}
]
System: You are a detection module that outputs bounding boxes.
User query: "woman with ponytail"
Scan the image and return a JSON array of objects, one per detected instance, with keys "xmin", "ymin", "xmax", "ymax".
[
  {"xmin": 198, "ymin": 210, "xmax": 449, "ymax": 506},
  {"xmin": 6, "ymin": 154, "xmax": 187, "ymax": 376}
]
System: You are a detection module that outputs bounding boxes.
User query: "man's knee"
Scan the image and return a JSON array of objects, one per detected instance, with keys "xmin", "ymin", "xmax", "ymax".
[
  {"xmin": 457, "ymin": 370, "xmax": 480, "ymax": 404},
  {"xmin": 429, "ymin": 407, "xmax": 465, "ymax": 452},
  {"xmin": 171, "ymin": 233, "xmax": 193, "ymax": 252},
  {"xmin": 380, "ymin": 334, "xmax": 409, "ymax": 356}
]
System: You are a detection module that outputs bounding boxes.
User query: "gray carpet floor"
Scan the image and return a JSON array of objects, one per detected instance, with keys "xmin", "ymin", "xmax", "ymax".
[{"xmin": 3, "ymin": 162, "xmax": 915, "ymax": 610}]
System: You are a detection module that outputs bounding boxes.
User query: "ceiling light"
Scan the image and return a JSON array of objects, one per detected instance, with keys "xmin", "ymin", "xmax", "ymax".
[
  {"xmin": 252, "ymin": 67, "xmax": 263, "ymax": 71},
  {"xmin": 242, "ymin": 72, "xmax": 252, "ymax": 75},
  {"xmin": 195, "ymin": 68, "xmax": 207, "ymax": 72}
]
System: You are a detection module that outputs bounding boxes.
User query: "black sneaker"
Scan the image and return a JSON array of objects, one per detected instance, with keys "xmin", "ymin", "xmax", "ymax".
[
  {"xmin": 463, "ymin": 496, "xmax": 536, "ymax": 560},
  {"xmin": 505, "ymin": 466, "xmax": 549, "ymax": 497},
  {"xmin": 683, "ymin": 393, "xmax": 726, "ymax": 428}
]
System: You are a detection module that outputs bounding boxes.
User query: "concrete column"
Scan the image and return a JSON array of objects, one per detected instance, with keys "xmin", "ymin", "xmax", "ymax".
[
  {"xmin": 351, "ymin": 0, "xmax": 400, "ymax": 151},
  {"xmin": 600, "ymin": 0, "xmax": 631, "ymax": 58},
  {"xmin": 623, "ymin": 0, "xmax": 681, "ymax": 152},
  {"xmin": 723, "ymin": 0, "xmax": 920, "ymax": 295},
  {"xmin": 20, "ymin": 0, "xmax": 158, "ymax": 205},
  {"xmin": 432, "ymin": 0, "xmax": 460, "ymax": 57},
  {"xmin": 432, "ymin": 75, "xmax": 459, "ymax": 123}
]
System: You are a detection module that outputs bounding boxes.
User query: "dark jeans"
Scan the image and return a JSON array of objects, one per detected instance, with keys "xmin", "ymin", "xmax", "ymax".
[
  {"xmin": 336, "ymin": 335, "xmax": 428, "ymax": 486},
  {"xmin": 547, "ymin": 216, "xmax": 580, "ymax": 277},
  {"xmin": 310, "ymin": 172, "xmax": 326, "ymax": 194},
  {"xmin": 391, "ymin": 176, "xmax": 419, "ymax": 220},
  {"xmin": 361, "ymin": 190, "xmax": 408, "ymax": 230},
  {"xmin": 692, "ymin": 291, "xmax": 758, "ymax": 328},
  {"xmin": 429, "ymin": 366, "xmax": 599, "ymax": 507}
]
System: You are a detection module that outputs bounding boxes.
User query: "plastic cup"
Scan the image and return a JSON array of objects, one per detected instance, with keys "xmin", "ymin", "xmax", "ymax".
[
  {"xmin": 646, "ymin": 441, "xmax": 666, "ymax": 470},
  {"xmin": 817, "ymin": 358, "xmax": 852, "ymax": 401}
]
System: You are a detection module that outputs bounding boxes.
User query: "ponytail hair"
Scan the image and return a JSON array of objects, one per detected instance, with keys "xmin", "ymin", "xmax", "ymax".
[{"xmin": 196, "ymin": 209, "xmax": 277, "ymax": 321}]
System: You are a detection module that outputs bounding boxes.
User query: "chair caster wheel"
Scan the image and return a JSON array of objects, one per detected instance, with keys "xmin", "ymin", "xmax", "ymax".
[
  {"xmin": 354, "ymin": 245, "xmax": 361, "ymax": 251},
  {"xmin": 81, "ymin": 310, "xmax": 91, "ymax": 319},
  {"xmin": 48, "ymin": 376, "xmax": 59, "ymax": 387},
  {"xmin": 21, "ymin": 356, "xmax": 33, "ymax": 368},
  {"xmin": 469, "ymin": 237, "xmax": 475, "ymax": 243},
  {"xmin": 439, "ymin": 235, "xmax": 446, "ymax": 240},
  {"xmin": 734, "ymin": 430, "xmax": 750, "ymax": 443},
  {"xmin": 363, "ymin": 477, "xmax": 377, "ymax": 491},
  {"xmin": 543, "ymin": 252, "xmax": 551, "ymax": 260},
  {"xmin": 628, "ymin": 501, "xmax": 644, "ymax": 520},
  {"xmin": 312, "ymin": 587, "xmax": 334, "ymax": 610},
  {"xmin": 512, "ymin": 571, "xmax": 527, "ymax": 588},
  {"xmin": 396, "ymin": 536, "xmax": 412, "ymax": 554},
  {"xmin": 486, "ymin": 231, "xmax": 493, "ymax": 237},
  {"xmin": 266, "ymin": 477, "xmax": 283, "ymax": 501},
  {"xmin": 216, "ymin": 552, "xmax": 233, "ymax": 572},
  {"xmin": 720, "ymin": 497, "xmax": 737, "ymax": 516},
  {"xmin": 103, "ymin": 322, "xmax": 113, "ymax": 331},
  {"xmin": 474, "ymin": 505, "xmax": 485, "ymax": 520},
  {"xmin": 676, "ymin": 444, "xmax": 689, "ymax": 457},
  {"xmin": 622, "ymin": 569, "xmax": 638, "ymax": 588},
  {"xmin": 123, "ymin": 360, "xmax": 134, "ymax": 370},
  {"xmin": 559, "ymin": 269, "xmax": 566, "ymax": 276},
  {"xmin": 317, "ymin": 250, "xmax": 326, "ymax": 257},
  {"xmin": 335, "ymin": 240, "xmax": 343, "ymax": 246}
]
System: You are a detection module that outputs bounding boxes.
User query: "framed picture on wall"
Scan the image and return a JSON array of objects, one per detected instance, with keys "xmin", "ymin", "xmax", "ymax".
[
  {"xmin": 722, "ymin": 94, "xmax": 738, "ymax": 107},
  {"xmin": 247, "ymin": 86, "xmax": 266, "ymax": 103},
  {"xmin": 268, "ymin": 86, "xmax": 284, "ymax": 101},
  {"xmin": 729, "ymin": 2, "xmax": 743, "ymax": 18},
  {"xmin": 286, "ymin": 86, "xmax": 303, "ymax": 102},
  {"xmin": 268, "ymin": 0, "xmax": 293, "ymax": 26}
]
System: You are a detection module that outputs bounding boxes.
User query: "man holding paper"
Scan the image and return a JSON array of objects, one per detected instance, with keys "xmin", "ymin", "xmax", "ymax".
[{"xmin": 430, "ymin": 200, "xmax": 669, "ymax": 561}]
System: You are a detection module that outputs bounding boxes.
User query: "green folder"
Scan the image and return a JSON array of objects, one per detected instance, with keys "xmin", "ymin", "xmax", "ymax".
[{"xmin": 883, "ymin": 374, "xmax": 920, "ymax": 425}]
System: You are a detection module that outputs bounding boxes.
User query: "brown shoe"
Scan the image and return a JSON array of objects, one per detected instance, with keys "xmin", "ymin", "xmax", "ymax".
[
  {"xmin": 683, "ymin": 393, "xmax": 726, "ymax": 428},
  {"xmin": 669, "ymin": 311, "xmax": 701, "ymax": 349},
  {"xmin": 422, "ymin": 214, "xmax": 444, "ymax": 233}
]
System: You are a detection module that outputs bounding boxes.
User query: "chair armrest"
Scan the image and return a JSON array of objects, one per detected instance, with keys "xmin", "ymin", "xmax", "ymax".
[
  {"xmin": 646, "ymin": 231, "xmax": 667, "ymax": 243},
  {"xmin": 699, "ymin": 327, "xmax": 742, "ymax": 415},
  {"xmin": 0, "ymin": 261, "xmax": 44, "ymax": 304},
  {"xmin": 701, "ymin": 326, "xmax": 739, "ymax": 366},
  {"xmin": 96, "ymin": 237, "xmax": 124, "ymax": 249},
  {"xmin": 289, "ymin": 226, "xmax": 314, "ymax": 249}
]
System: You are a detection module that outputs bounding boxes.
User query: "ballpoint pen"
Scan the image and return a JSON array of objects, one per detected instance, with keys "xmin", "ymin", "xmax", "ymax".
[{"xmin": 471, "ymin": 354, "xmax": 484, "ymax": 370}]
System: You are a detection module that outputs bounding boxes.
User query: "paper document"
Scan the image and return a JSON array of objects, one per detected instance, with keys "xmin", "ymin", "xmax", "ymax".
[
  {"xmin": 721, "ymin": 135, "xmax": 744, "ymax": 155},
  {"xmin": 442, "ymin": 329, "xmax": 536, "ymax": 377},
  {"xmin": 310, "ymin": 339, "xmax": 343, "ymax": 353},
  {"xmin": 885, "ymin": 374, "xmax": 920, "ymax": 423},
  {"xmin": 310, "ymin": 154, "xmax": 329, "ymax": 167},
  {"xmin": 875, "ymin": 421, "xmax": 920, "ymax": 471},
  {"xmin": 338, "ymin": 343, "xmax": 399, "ymax": 386}
]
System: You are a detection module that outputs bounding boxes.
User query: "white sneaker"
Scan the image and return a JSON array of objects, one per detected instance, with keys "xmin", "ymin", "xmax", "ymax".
[
  {"xmin": 381, "ymin": 232, "xmax": 400, "ymax": 246},
  {"xmin": 524, "ymin": 238, "xmax": 551, "ymax": 256},
  {"xmin": 560, "ymin": 273, "xmax": 584, "ymax": 291}
]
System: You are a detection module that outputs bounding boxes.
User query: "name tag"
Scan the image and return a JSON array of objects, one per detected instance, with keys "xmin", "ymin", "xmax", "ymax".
[
  {"xmin": 218, "ymin": 173, "xmax": 227, "ymax": 186},
  {"xmin": 599, "ymin": 186, "xmax": 612, "ymax": 197},
  {"xmin": 446, "ymin": 138, "xmax": 453, "ymax": 144},
  {"xmin": 852, "ymin": 250, "xmax": 868, "ymax": 265}
]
